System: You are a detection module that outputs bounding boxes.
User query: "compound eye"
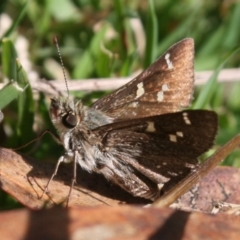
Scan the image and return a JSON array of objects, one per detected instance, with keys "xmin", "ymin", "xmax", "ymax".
[{"xmin": 62, "ymin": 112, "xmax": 77, "ymax": 128}]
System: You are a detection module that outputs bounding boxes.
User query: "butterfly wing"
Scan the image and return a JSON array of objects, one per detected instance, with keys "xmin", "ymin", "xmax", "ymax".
[
  {"xmin": 92, "ymin": 110, "xmax": 217, "ymax": 198},
  {"xmin": 92, "ymin": 38, "xmax": 194, "ymax": 120}
]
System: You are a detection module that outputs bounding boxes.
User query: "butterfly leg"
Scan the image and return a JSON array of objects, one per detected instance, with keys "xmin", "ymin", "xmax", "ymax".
[
  {"xmin": 66, "ymin": 150, "xmax": 80, "ymax": 206},
  {"xmin": 40, "ymin": 151, "xmax": 74, "ymax": 200}
]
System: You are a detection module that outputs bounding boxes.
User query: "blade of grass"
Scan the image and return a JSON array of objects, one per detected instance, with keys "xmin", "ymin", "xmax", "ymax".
[
  {"xmin": 114, "ymin": 0, "xmax": 126, "ymax": 59},
  {"xmin": 157, "ymin": 10, "xmax": 198, "ymax": 55},
  {"xmin": 192, "ymin": 46, "xmax": 240, "ymax": 109},
  {"xmin": 1, "ymin": 1, "xmax": 27, "ymax": 39},
  {"xmin": 0, "ymin": 81, "xmax": 27, "ymax": 110},
  {"xmin": 223, "ymin": 3, "xmax": 240, "ymax": 49},
  {"xmin": 0, "ymin": 39, "xmax": 29, "ymax": 110},
  {"xmin": 15, "ymin": 59, "xmax": 35, "ymax": 144},
  {"xmin": 144, "ymin": 0, "xmax": 158, "ymax": 67},
  {"xmin": 1, "ymin": 38, "xmax": 18, "ymax": 81}
]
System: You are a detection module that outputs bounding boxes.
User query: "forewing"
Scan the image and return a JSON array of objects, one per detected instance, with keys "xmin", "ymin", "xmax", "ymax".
[
  {"xmin": 92, "ymin": 38, "xmax": 194, "ymax": 120},
  {"xmin": 94, "ymin": 110, "xmax": 218, "ymax": 183}
]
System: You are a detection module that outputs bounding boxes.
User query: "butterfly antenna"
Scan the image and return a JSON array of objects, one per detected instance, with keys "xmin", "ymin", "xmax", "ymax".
[{"xmin": 53, "ymin": 36, "xmax": 70, "ymax": 98}]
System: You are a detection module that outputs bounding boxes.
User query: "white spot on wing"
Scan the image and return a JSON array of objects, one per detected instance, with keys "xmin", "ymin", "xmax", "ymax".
[
  {"xmin": 135, "ymin": 82, "xmax": 145, "ymax": 99},
  {"xmin": 169, "ymin": 132, "xmax": 184, "ymax": 142},
  {"xmin": 185, "ymin": 163, "xmax": 195, "ymax": 169},
  {"xmin": 165, "ymin": 53, "xmax": 174, "ymax": 69},
  {"xmin": 168, "ymin": 171, "xmax": 178, "ymax": 176},
  {"xmin": 157, "ymin": 83, "xmax": 169, "ymax": 102},
  {"xmin": 131, "ymin": 102, "xmax": 138, "ymax": 108},
  {"xmin": 176, "ymin": 131, "xmax": 183, "ymax": 137},
  {"xmin": 157, "ymin": 91, "xmax": 164, "ymax": 101},
  {"xmin": 146, "ymin": 121, "xmax": 156, "ymax": 132},
  {"xmin": 169, "ymin": 134, "xmax": 177, "ymax": 142},
  {"xmin": 183, "ymin": 112, "xmax": 191, "ymax": 125},
  {"xmin": 162, "ymin": 84, "xmax": 169, "ymax": 91}
]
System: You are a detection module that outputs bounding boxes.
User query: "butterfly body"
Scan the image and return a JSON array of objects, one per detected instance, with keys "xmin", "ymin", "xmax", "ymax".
[{"xmin": 49, "ymin": 38, "xmax": 217, "ymax": 201}]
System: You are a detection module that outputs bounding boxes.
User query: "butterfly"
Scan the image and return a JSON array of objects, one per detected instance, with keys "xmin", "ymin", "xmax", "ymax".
[{"xmin": 45, "ymin": 38, "xmax": 217, "ymax": 202}]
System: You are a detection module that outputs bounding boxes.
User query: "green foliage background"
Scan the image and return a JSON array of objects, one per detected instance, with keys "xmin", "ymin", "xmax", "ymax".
[{"xmin": 0, "ymin": 0, "xmax": 240, "ymax": 209}]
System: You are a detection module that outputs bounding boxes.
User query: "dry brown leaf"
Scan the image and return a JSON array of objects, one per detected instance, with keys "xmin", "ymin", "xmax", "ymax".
[
  {"xmin": 1, "ymin": 147, "xmax": 240, "ymax": 212},
  {"xmin": 1, "ymin": 147, "xmax": 240, "ymax": 239},
  {"xmin": 0, "ymin": 206, "xmax": 240, "ymax": 240},
  {"xmin": 173, "ymin": 166, "xmax": 240, "ymax": 213},
  {"xmin": 0, "ymin": 148, "xmax": 148, "ymax": 209}
]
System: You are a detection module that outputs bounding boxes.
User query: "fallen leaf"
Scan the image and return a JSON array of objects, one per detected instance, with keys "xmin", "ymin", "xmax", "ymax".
[
  {"xmin": 0, "ymin": 148, "xmax": 148, "ymax": 209},
  {"xmin": 1, "ymin": 147, "xmax": 240, "ymax": 211},
  {"xmin": 0, "ymin": 206, "xmax": 240, "ymax": 240}
]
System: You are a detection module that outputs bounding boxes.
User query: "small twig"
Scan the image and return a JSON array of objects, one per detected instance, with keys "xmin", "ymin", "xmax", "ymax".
[{"xmin": 1, "ymin": 68, "xmax": 239, "ymax": 95}]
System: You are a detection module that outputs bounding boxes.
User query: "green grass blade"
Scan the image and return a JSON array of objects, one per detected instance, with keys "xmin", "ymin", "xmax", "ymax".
[
  {"xmin": 144, "ymin": 0, "xmax": 158, "ymax": 67},
  {"xmin": 192, "ymin": 46, "xmax": 240, "ymax": 109},
  {"xmin": 157, "ymin": 11, "xmax": 197, "ymax": 55},
  {"xmin": 0, "ymin": 81, "xmax": 26, "ymax": 110},
  {"xmin": 1, "ymin": 1, "xmax": 27, "ymax": 39},
  {"xmin": 15, "ymin": 59, "xmax": 35, "ymax": 143},
  {"xmin": 1, "ymin": 38, "xmax": 18, "ymax": 81}
]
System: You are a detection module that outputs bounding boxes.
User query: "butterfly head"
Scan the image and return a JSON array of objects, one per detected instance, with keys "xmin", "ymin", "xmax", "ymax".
[{"xmin": 50, "ymin": 97, "xmax": 83, "ymax": 132}]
